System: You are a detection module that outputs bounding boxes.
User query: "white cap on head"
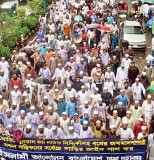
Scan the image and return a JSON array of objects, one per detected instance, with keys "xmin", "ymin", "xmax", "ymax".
[
  {"xmin": 1, "ymin": 57, "xmax": 5, "ymax": 60},
  {"xmin": 113, "ymin": 110, "xmax": 118, "ymax": 114},
  {"xmin": 147, "ymin": 95, "xmax": 152, "ymax": 99},
  {"xmin": 20, "ymin": 110, "xmax": 25, "ymax": 114},
  {"xmin": 135, "ymin": 78, "xmax": 139, "ymax": 81},
  {"xmin": 96, "ymin": 64, "xmax": 100, "ymax": 67},
  {"xmin": 12, "ymin": 102, "xmax": 17, "ymax": 105},
  {"xmin": 30, "ymin": 106, "xmax": 35, "ymax": 110},
  {"xmin": 93, "ymin": 110, "xmax": 98, "ymax": 115},
  {"xmin": 122, "ymin": 120, "xmax": 128, "ymax": 124},
  {"xmin": 67, "ymin": 83, "xmax": 71, "ymax": 87},
  {"xmin": 98, "ymin": 98, "xmax": 102, "ymax": 101},
  {"xmin": 14, "ymin": 85, "xmax": 18, "ymax": 89},
  {"xmin": 27, "ymin": 74, "xmax": 31, "ymax": 77},
  {"xmin": 138, "ymin": 118, "xmax": 143, "ymax": 121},
  {"xmin": 88, "ymin": 77, "xmax": 93, "ymax": 80},
  {"xmin": 0, "ymin": 95, "xmax": 2, "ymax": 99},
  {"xmin": 38, "ymin": 124, "xmax": 44, "ymax": 129},
  {"xmin": 146, "ymin": 61, "xmax": 150, "ymax": 64},
  {"xmin": 39, "ymin": 111, "xmax": 44, "ymax": 116},
  {"xmin": 84, "ymin": 111, "xmax": 88, "ymax": 115},
  {"xmin": 141, "ymin": 126, "xmax": 147, "ymax": 130},
  {"xmin": 68, "ymin": 126, "xmax": 74, "ymax": 130},
  {"xmin": 58, "ymin": 95, "xmax": 63, "ymax": 99},
  {"xmin": 134, "ymin": 100, "xmax": 139, "ymax": 104},
  {"xmin": 70, "ymin": 95, "xmax": 74, "ymax": 98},
  {"xmin": 84, "ymin": 100, "xmax": 88, "ymax": 104},
  {"xmin": 142, "ymin": 72, "xmax": 146, "ymax": 76},
  {"xmin": 80, "ymin": 71, "xmax": 84, "ymax": 75},
  {"xmin": 47, "ymin": 106, "xmax": 53, "ymax": 110},
  {"xmin": 7, "ymin": 124, "xmax": 13, "ymax": 128},
  {"xmin": 62, "ymin": 112, "xmax": 67, "ymax": 115},
  {"xmin": 27, "ymin": 62, "xmax": 31, "ymax": 65},
  {"xmin": 125, "ymin": 54, "xmax": 129, "ymax": 57},
  {"xmin": 81, "ymin": 85, "xmax": 85, "ymax": 89},
  {"xmin": 55, "ymin": 89, "xmax": 59, "ymax": 92},
  {"xmin": 5, "ymin": 109, "xmax": 11, "ymax": 113},
  {"xmin": 26, "ymin": 124, "xmax": 31, "ymax": 129},
  {"xmin": 118, "ymin": 102, "xmax": 123, "ymax": 105},
  {"xmin": 110, "ymin": 125, "xmax": 116, "ymax": 129},
  {"xmin": 51, "ymin": 125, "xmax": 57, "ymax": 130},
  {"xmin": 103, "ymin": 86, "xmax": 108, "ymax": 90},
  {"xmin": 96, "ymin": 120, "xmax": 101, "ymax": 124},
  {"xmin": 126, "ymin": 110, "xmax": 131, "ymax": 114},
  {"xmin": 83, "ymin": 121, "xmax": 88, "ymax": 125},
  {"xmin": 120, "ymin": 89, "xmax": 124, "ymax": 92},
  {"xmin": 43, "ymin": 96, "xmax": 48, "ymax": 99}
]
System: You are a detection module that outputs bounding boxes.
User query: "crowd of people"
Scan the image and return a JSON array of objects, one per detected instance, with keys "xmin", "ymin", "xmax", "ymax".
[{"xmin": 0, "ymin": 0, "xmax": 154, "ymax": 158}]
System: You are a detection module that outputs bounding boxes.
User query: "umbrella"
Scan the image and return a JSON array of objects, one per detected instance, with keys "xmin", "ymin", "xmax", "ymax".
[
  {"xmin": 148, "ymin": 84, "xmax": 154, "ymax": 92},
  {"xmin": 88, "ymin": 23, "xmax": 101, "ymax": 28},
  {"xmin": 33, "ymin": 77, "xmax": 51, "ymax": 84},
  {"xmin": 98, "ymin": 26, "xmax": 111, "ymax": 31}
]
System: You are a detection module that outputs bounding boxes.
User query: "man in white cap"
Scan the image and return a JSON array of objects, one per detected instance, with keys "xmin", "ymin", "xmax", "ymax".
[
  {"xmin": 121, "ymin": 54, "xmax": 132, "ymax": 71},
  {"xmin": 104, "ymin": 76, "xmax": 115, "ymax": 96},
  {"xmin": 37, "ymin": 111, "xmax": 46, "ymax": 126},
  {"xmin": 38, "ymin": 63, "xmax": 51, "ymax": 81},
  {"xmin": 0, "ymin": 57, "xmax": 9, "ymax": 77},
  {"xmin": 10, "ymin": 85, "xmax": 22, "ymax": 105},
  {"xmin": 76, "ymin": 85, "xmax": 89, "ymax": 105},
  {"xmin": 122, "ymin": 110, "xmax": 134, "ymax": 129},
  {"xmin": 23, "ymin": 124, "xmax": 36, "ymax": 138},
  {"xmin": 130, "ymin": 101, "xmax": 144, "ymax": 122},
  {"xmin": 131, "ymin": 78, "xmax": 146, "ymax": 101},
  {"xmin": 75, "ymin": 58, "xmax": 87, "ymax": 75},
  {"xmin": 66, "ymin": 126, "xmax": 79, "ymax": 139},
  {"xmin": 85, "ymin": 77, "xmax": 96, "ymax": 95},
  {"xmin": 0, "ymin": 94, "xmax": 9, "ymax": 113},
  {"xmin": 142, "ymin": 95, "xmax": 154, "ymax": 124},
  {"xmin": 62, "ymin": 83, "xmax": 76, "ymax": 102},
  {"xmin": 71, "ymin": 113, "xmax": 81, "ymax": 135},
  {"xmin": 137, "ymin": 126, "xmax": 148, "ymax": 140},
  {"xmin": 36, "ymin": 124, "xmax": 49, "ymax": 140},
  {"xmin": 14, "ymin": 110, "xmax": 29, "ymax": 131},
  {"xmin": 24, "ymin": 74, "xmax": 33, "ymax": 90},
  {"xmin": 0, "ymin": 69, "xmax": 9, "ymax": 91},
  {"xmin": 116, "ymin": 120, "xmax": 135, "ymax": 140},
  {"xmin": 79, "ymin": 71, "xmax": 88, "ymax": 85},
  {"xmin": 10, "ymin": 102, "xmax": 20, "ymax": 117},
  {"xmin": 64, "ymin": 57, "xmax": 76, "ymax": 70},
  {"xmin": 105, "ymin": 67, "xmax": 116, "ymax": 83},
  {"xmin": 143, "ymin": 60, "xmax": 153, "ymax": 81},
  {"xmin": 59, "ymin": 112, "xmax": 70, "ymax": 133},
  {"xmin": 25, "ymin": 62, "xmax": 36, "ymax": 79},
  {"xmin": 90, "ymin": 87, "xmax": 101, "ymax": 106},
  {"xmin": 27, "ymin": 106, "xmax": 39, "ymax": 129},
  {"xmin": 79, "ymin": 121, "xmax": 94, "ymax": 139},
  {"xmin": 138, "ymin": 71, "xmax": 149, "ymax": 89},
  {"xmin": 147, "ymin": 132, "xmax": 154, "ymax": 159},
  {"xmin": 2, "ymin": 124, "xmax": 14, "ymax": 136},
  {"xmin": 49, "ymin": 125, "xmax": 64, "ymax": 140}
]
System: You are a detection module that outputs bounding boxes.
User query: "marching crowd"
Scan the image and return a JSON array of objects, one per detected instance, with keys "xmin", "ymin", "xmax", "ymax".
[{"xmin": 0, "ymin": 0, "xmax": 154, "ymax": 158}]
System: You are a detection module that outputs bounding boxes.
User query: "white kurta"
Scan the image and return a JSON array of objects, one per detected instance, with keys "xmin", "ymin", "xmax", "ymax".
[{"xmin": 104, "ymin": 81, "xmax": 115, "ymax": 96}]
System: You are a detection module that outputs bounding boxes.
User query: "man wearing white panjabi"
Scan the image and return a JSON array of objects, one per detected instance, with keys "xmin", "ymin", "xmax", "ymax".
[
  {"xmin": 105, "ymin": 67, "xmax": 115, "ymax": 83},
  {"xmin": 131, "ymin": 78, "xmax": 146, "ymax": 101},
  {"xmin": 66, "ymin": 126, "xmax": 79, "ymax": 139},
  {"xmin": 104, "ymin": 76, "xmax": 115, "ymax": 96},
  {"xmin": 98, "ymin": 39, "xmax": 108, "ymax": 54},
  {"xmin": 36, "ymin": 124, "xmax": 49, "ymax": 139},
  {"xmin": 0, "ymin": 57, "xmax": 9, "ymax": 77},
  {"xmin": 142, "ymin": 95, "xmax": 154, "ymax": 124},
  {"xmin": 115, "ymin": 63, "xmax": 127, "ymax": 89},
  {"xmin": 79, "ymin": 121, "xmax": 94, "ymax": 139},
  {"xmin": 148, "ymin": 133, "xmax": 154, "ymax": 160},
  {"xmin": 121, "ymin": 54, "xmax": 132, "ymax": 71},
  {"xmin": 10, "ymin": 85, "xmax": 22, "ymax": 104}
]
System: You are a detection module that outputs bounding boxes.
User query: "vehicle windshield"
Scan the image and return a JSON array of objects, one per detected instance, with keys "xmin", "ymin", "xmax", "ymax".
[{"xmin": 123, "ymin": 26, "xmax": 142, "ymax": 34}]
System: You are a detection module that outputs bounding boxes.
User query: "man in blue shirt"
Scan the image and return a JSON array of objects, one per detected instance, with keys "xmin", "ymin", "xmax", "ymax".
[{"xmin": 114, "ymin": 90, "xmax": 130, "ymax": 109}]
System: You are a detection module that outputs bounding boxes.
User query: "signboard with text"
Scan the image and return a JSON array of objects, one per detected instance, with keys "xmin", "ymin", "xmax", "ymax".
[{"xmin": 0, "ymin": 136, "xmax": 147, "ymax": 160}]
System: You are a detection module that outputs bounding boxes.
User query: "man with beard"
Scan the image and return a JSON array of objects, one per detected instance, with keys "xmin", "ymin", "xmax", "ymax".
[
  {"xmin": 20, "ymin": 99, "xmax": 31, "ymax": 114},
  {"xmin": 43, "ymin": 106, "xmax": 59, "ymax": 129},
  {"xmin": 35, "ymin": 57, "xmax": 43, "ymax": 76},
  {"xmin": 24, "ymin": 62, "xmax": 36, "ymax": 79},
  {"xmin": 121, "ymin": 82, "xmax": 132, "ymax": 101},
  {"xmin": 23, "ymin": 124, "xmax": 36, "ymax": 138},
  {"xmin": 0, "ymin": 70, "xmax": 9, "ymax": 90},
  {"xmin": 9, "ymin": 74, "xmax": 22, "ymax": 91},
  {"xmin": 3, "ymin": 124, "xmax": 14, "ymax": 136},
  {"xmin": 92, "ymin": 120, "xmax": 106, "ymax": 138},
  {"xmin": 70, "ymin": 76, "xmax": 84, "ymax": 92},
  {"xmin": 87, "ymin": 57, "xmax": 96, "ymax": 77},
  {"xmin": 143, "ymin": 61, "xmax": 153, "ymax": 82},
  {"xmin": 138, "ymin": 72, "xmax": 149, "ymax": 90},
  {"xmin": 36, "ymin": 124, "xmax": 49, "ymax": 140},
  {"xmin": 101, "ymin": 87, "xmax": 113, "ymax": 111},
  {"xmin": 66, "ymin": 126, "xmax": 79, "ymax": 139},
  {"xmin": 62, "ymin": 84, "xmax": 76, "ymax": 102},
  {"xmin": 1, "ymin": 84, "xmax": 9, "ymax": 101},
  {"xmin": 130, "ymin": 101, "xmax": 144, "ymax": 123},
  {"xmin": 53, "ymin": 75, "xmax": 65, "ymax": 94},
  {"xmin": 0, "ymin": 94, "xmax": 9, "ymax": 113},
  {"xmin": 128, "ymin": 61, "xmax": 139, "ymax": 86},
  {"xmin": 71, "ymin": 113, "xmax": 81, "ymax": 135},
  {"xmin": 0, "ymin": 109, "xmax": 15, "ymax": 127},
  {"xmin": 49, "ymin": 125, "xmax": 64, "ymax": 140},
  {"xmin": 67, "ymin": 45, "xmax": 76, "ymax": 61},
  {"xmin": 10, "ymin": 63, "xmax": 22, "ymax": 79},
  {"xmin": 14, "ymin": 110, "xmax": 29, "ymax": 131},
  {"xmin": 79, "ymin": 121, "xmax": 94, "ymax": 139},
  {"xmin": 10, "ymin": 102, "xmax": 20, "ymax": 117},
  {"xmin": 39, "ymin": 63, "xmax": 51, "ymax": 81},
  {"xmin": 102, "ymin": 125, "xmax": 119, "ymax": 138},
  {"xmin": 116, "ymin": 120, "xmax": 135, "ymax": 140}
]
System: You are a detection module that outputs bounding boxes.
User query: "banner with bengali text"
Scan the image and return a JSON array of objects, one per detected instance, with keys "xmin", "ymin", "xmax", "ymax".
[{"xmin": 0, "ymin": 136, "xmax": 147, "ymax": 160}]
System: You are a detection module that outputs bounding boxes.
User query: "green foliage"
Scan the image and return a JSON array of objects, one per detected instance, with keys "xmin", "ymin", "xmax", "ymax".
[
  {"xmin": 19, "ymin": 26, "xmax": 30, "ymax": 36},
  {"xmin": 23, "ymin": 15, "xmax": 38, "ymax": 29},
  {"xmin": 0, "ymin": 44, "xmax": 11, "ymax": 58}
]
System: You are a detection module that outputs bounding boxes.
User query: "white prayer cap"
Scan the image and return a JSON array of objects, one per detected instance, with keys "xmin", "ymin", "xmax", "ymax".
[
  {"xmin": 116, "ymin": 46, "xmax": 119, "ymax": 49},
  {"xmin": 38, "ymin": 124, "xmax": 44, "ymax": 129},
  {"xmin": 113, "ymin": 21, "xmax": 116, "ymax": 24},
  {"xmin": 81, "ymin": 85, "xmax": 85, "ymax": 89},
  {"xmin": 134, "ymin": 100, "xmax": 139, "ymax": 104},
  {"xmin": 1, "ymin": 57, "xmax": 5, "ymax": 60},
  {"xmin": 70, "ymin": 57, "xmax": 73, "ymax": 59},
  {"xmin": 126, "ymin": 110, "xmax": 131, "ymax": 114},
  {"xmin": 96, "ymin": 73, "xmax": 101, "ymax": 76},
  {"xmin": 141, "ymin": 126, "xmax": 147, "ymax": 130},
  {"xmin": 62, "ymin": 112, "xmax": 67, "ymax": 115},
  {"xmin": 54, "ymin": 89, "xmax": 59, "ymax": 92},
  {"xmin": 83, "ymin": 121, "xmax": 88, "ymax": 125},
  {"xmin": 125, "ymin": 54, "xmax": 129, "ymax": 57},
  {"xmin": 138, "ymin": 118, "xmax": 143, "ymax": 121},
  {"xmin": 58, "ymin": 63, "xmax": 62, "ymax": 66},
  {"xmin": 20, "ymin": 110, "xmax": 25, "ymax": 114},
  {"xmin": 147, "ymin": 95, "xmax": 152, "ymax": 99},
  {"xmin": 96, "ymin": 120, "xmax": 101, "ymax": 124},
  {"xmin": 110, "ymin": 125, "xmax": 116, "ymax": 129},
  {"xmin": 0, "ymin": 69, "xmax": 4, "ymax": 72},
  {"xmin": 103, "ymin": 86, "xmax": 108, "ymax": 90},
  {"xmin": 96, "ymin": 64, "xmax": 100, "ymax": 67},
  {"xmin": 93, "ymin": 110, "xmax": 98, "ymax": 115},
  {"xmin": 30, "ymin": 106, "xmax": 35, "ymax": 110},
  {"xmin": 102, "ymin": 39, "xmax": 105, "ymax": 41},
  {"xmin": 5, "ymin": 109, "xmax": 11, "ymax": 113},
  {"xmin": 80, "ymin": 58, "xmax": 84, "ymax": 61},
  {"xmin": 98, "ymin": 98, "xmax": 102, "ymax": 101},
  {"xmin": 88, "ymin": 77, "xmax": 93, "ymax": 80},
  {"xmin": 142, "ymin": 72, "xmax": 146, "ymax": 76},
  {"xmin": 51, "ymin": 125, "xmax": 57, "ymax": 130},
  {"xmin": 94, "ymin": 87, "xmax": 99, "ymax": 91},
  {"xmin": 47, "ymin": 106, "xmax": 53, "ymax": 110},
  {"xmin": 74, "ymin": 113, "xmax": 79, "ymax": 116},
  {"xmin": 106, "ymin": 75, "xmax": 110, "ymax": 79},
  {"xmin": 70, "ymin": 95, "xmax": 74, "ymax": 98},
  {"xmin": 14, "ymin": 85, "xmax": 18, "ymax": 89},
  {"xmin": 113, "ymin": 110, "xmax": 118, "ymax": 114},
  {"xmin": 80, "ymin": 71, "xmax": 84, "ymax": 74},
  {"xmin": 25, "ymin": 99, "xmax": 29, "ymax": 102},
  {"xmin": 84, "ymin": 111, "xmax": 89, "ymax": 115},
  {"xmin": 12, "ymin": 102, "xmax": 17, "ymax": 105},
  {"xmin": 146, "ymin": 61, "xmax": 150, "ymax": 64},
  {"xmin": 39, "ymin": 111, "xmax": 44, "ymax": 116},
  {"xmin": 135, "ymin": 78, "xmax": 139, "ymax": 81},
  {"xmin": 118, "ymin": 102, "xmax": 123, "ymax": 105},
  {"xmin": 120, "ymin": 89, "xmax": 124, "ymax": 92},
  {"xmin": 0, "ymin": 95, "xmax": 2, "ymax": 99},
  {"xmin": 27, "ymin": 74, "xmax": 31, "ymax": 77},
  {"xmin": 27, "ymin": 61, "xmax": 31, "ymax": 65},
  {"xmin": 67, "ymin": 83, "xmax": 71, "ymax": 87},
  {"xmin": 26, "ymin": 124, "xmax": 31, "ymax": 129},
  {"xmin": 43, "ymin": 96, "xmax": 48, "ymax": 99},
  {"xmin": 84, "ymin": 100, "xmax": 89, "ymax": 104},
  {"xmin": 128, "ymin": 45, "xmax": 132, "ymax": 48},
  {"xmin": 58, "ymin": 95, "xmax": 63, "ymax": 99},
  {"xmin": 7, "ymin": 124, "xmax": 13, "ymax": 128},
  {"xmin": 68, "ymin": 126, "xmax": 74, "ymax": 130},
  {"xmin": 122, "ymin": 120, "xmax": 128, "ymax": 124}
]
